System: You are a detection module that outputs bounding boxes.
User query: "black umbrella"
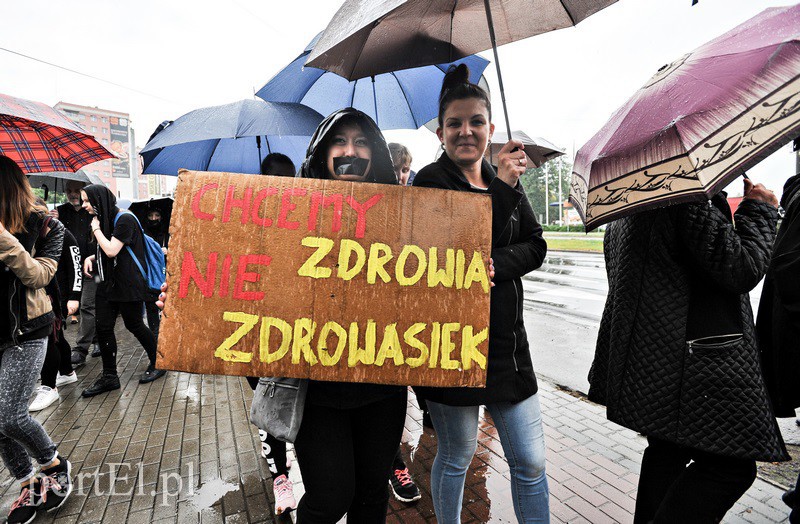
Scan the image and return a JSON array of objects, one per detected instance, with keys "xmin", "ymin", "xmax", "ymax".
[{"xmin": 305, "ymin": 0, "xmax": 618, "ymax": 138}]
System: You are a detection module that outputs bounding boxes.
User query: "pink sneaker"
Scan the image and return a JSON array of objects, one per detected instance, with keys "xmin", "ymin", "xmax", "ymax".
[{"xmin": 272, "ymin": 474, "xmax": 296, "ymax": 515}]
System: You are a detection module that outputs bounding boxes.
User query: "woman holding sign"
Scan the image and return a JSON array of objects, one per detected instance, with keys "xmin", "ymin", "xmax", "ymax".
[
  {"xmin": 80, "ymin": 185, "xmax": 165, "ymax": 398},
  {"xmin": 413, "ymin": 65, "xmax": 550, "ymax": 523},
  {"xmin": 293, "ymin": 107, "xmax": 408, "ymax": 522}
]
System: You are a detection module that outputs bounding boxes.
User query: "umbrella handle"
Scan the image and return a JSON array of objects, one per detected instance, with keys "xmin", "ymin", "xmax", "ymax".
[{"xmin": 483, "ymin": 0, "xmax": 513, "ymax": 139}]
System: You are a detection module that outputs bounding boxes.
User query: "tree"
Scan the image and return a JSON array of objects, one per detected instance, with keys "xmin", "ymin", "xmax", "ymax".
[{"xmin": 519, "ymin": 156, "xmax": 573, "ymax": 225}]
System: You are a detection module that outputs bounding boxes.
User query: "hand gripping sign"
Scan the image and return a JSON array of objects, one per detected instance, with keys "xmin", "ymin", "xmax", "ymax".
[{"xmin": 157, "ymin": 170, "xmax": 492, "ymax": 387}]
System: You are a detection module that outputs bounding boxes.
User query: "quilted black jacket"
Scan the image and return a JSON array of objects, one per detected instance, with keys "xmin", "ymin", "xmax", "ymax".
[{"xmin": 589, "ymin": 196, "xmax": 788, "ymax": 462}]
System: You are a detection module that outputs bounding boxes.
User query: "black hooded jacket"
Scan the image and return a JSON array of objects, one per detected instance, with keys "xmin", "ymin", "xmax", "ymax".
[
  {"xmin": 298, "ymin": 107, "xmax": 397, "ymax": 185},
  {"xmin": 83, "ymin": 184, "xmax": 147, "ymax": 301},
  {"xmin": 758, "ymin": 174, "xmax": 800, "ymax": 417},
  {"xmin": 297, "ymin": 108, "xmax": 405, "ymax": 409},
  {"xmin": 412, "ymin": 153, "xmax": 547, "ymax": 405}
]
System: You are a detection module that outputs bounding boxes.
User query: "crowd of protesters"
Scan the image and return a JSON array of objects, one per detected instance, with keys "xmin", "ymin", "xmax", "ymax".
[{"xmin": 1, "ymin": 62, "xmax": 798, "ymax": 524}]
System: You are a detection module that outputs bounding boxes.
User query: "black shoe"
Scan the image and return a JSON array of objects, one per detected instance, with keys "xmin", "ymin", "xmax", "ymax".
[
  {"xmin": 40, "ymin": 456, "xmax": 72, "ymax": 511},
  {"xmin": 7, "ymin": 483, "xmax": 41, "ymax": 524},
  {"xmin": 90, "ymin": 344, "xmax": 101, "ymax": 358},
  {"xmin": 389, "ymin": 466, "xmax": 421, "ymax": 503},
  {"xmin": 81, "ymin": 374, "xmax": 120, "ymax": 397},
  {"xmin": 139, "ymin": 368, "xmax": 166, "ymax": 384},
  {"xmin": 70, "ymin": 351, "xmax": 86, "ymax": 367}
]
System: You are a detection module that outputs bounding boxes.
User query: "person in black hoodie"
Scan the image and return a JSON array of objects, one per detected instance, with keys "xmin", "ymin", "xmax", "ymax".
[
  {"xmin": 30, "ymin": 223, "xmax": 82, "ymax": 412},
  {"xmin": 80, "ymin": 184, "xmax": 165, "ymax": 398},
  {"xmin": 412, "ymin": 65, "xmax": 549, "ymax": 522},
  {"xmin": 57, "ymin": 180, "xmax": 98, "ymax": 367},
  {"xmin": 294, "ymin": 108, "xmax": 408, "ymax": 523},
  {"xmin": 757, "ymin": 171, "xmax": 800, "ymax": 523},
  {"xmin": 142, "ymin": 208, "xmax": 168, "ymax": 339}
]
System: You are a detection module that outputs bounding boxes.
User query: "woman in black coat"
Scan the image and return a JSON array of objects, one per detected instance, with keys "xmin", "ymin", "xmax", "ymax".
[
  {"xmin": 590, "ymin": 180, "xmax": 789, "ymax": 523},
  {"xmin": 80, "ymin": 184, "xmax": 165, "ymax": 397},
  {"xmin": 413, "ymin": 65, "xmax": 549, "ymax": 523}
]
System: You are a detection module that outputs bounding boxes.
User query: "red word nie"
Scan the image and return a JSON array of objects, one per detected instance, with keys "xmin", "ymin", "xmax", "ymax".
[{"xmin": 178, "ymin": 252, "xmax": 271, "ymax": 301}]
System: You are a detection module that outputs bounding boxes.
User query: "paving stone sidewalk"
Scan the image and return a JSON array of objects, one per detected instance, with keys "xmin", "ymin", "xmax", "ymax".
[{"xmin": 0, "ymin": 325, "xmax": 791, "ymax": 523}]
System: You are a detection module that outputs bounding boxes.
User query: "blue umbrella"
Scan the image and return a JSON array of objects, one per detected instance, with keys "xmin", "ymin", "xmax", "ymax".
[
  {"xmin": 256, "ymin": 33, "xmax": 489, "ymax": 131},
  {"xmin": 140, "ymin": 99, "xmax": 323, "ymax": 176}
]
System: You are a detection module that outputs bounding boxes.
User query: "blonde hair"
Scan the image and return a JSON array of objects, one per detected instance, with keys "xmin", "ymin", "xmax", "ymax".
[{"xmin": 388, "ymin": 143, "xmax": 412, "ymax": 168}]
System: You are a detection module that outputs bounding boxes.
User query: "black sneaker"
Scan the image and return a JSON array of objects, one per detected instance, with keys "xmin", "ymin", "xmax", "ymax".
[
  {"xmin": 7, "ymin": 483, "xmax": 41, "ymax": 524},
  {"xmin": 81, "ymin": 374, "xmax": 120, "ymax": 397},
  {"xmin": 70, "ymin": 351, "xmax": 86, "ymax": 367},
  {"xmin": 390, "ymin": 467, "xmax": 421, "ymax": 503},
  {"xmin": 139, "ymin": 368, "xmax": 166, "ymax": 384},
  {"xmin": 40, "ymin": 457, "xmax": 72, "ymax": 511},
  {"xmin": 90, "ymin": 344, "xmax": 101, "ymax": 358}
]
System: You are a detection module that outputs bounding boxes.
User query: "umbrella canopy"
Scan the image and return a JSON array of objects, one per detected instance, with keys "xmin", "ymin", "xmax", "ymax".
[
  {"xmin": 28, "ymin": 169, "xmax": 104, "ymax": 186},
  {"xmin": 489, "ymin": 131, "xmax": 564, "ymax": 167},
  {"xmin": 257, "ymin": 32, "xmax": 490, "ymax": 131},
  {"xmin": 306, "ymin": 0, "xmax": 618, "ymax": 137},
  {"xmin": 570, "ymin": 4, "xmax": 800, "ymax": 230},
  {"xmin": 306, "ymin": 0, "xmax": 617, "ymax": 80},
  {"xmin": 140, "ymin": 100, "xmax": 323, "ymax": 176},
  {"xmin": 0, "ymin": 92, "xmax": 115, "ymax": 173},
  {"xmin": 129, "ymin": 196, "xmax": 174, "ymax": 228}
]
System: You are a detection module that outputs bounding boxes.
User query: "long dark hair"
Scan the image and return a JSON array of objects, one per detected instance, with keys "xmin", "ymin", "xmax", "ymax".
[
  {"xmin": 437, "ymin": 64, "xmax": 492, "ymax": 127},
  {"xmin": 0, "ymin": 155, "xmax": 47, "ymax": 234}
]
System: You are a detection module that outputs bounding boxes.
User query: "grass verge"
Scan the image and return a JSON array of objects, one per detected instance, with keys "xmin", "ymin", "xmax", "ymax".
[{"xmin": 544, "ymin": 237, "xmax": 604, "ymax": 253}]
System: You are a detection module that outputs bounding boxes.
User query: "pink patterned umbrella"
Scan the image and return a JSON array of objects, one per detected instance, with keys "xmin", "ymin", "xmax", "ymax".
[
  {"xmin": 0, "ymin": 92, "xmax": 115, "ymax": 174},
  {"xmin": 570, "ymin": 4, "xmax": 800, "ymax": 230}
]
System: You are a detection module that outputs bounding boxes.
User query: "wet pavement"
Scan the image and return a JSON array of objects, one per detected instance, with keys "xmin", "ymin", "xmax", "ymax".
[{"xmin": 0, "ymin": 311, "xmax": 792, "ymax": 523}]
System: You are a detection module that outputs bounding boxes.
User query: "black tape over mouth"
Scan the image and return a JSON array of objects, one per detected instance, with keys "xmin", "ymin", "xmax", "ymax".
[{"xmin": 333, "ymin": 156, "xmax": 370, "ymax": 176}]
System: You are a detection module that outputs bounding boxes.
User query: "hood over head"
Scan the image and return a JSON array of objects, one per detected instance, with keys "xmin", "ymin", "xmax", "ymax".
[
  {"xmin": 298, "ymin": 108, "xmax": 397, "ymax": 185},
  {"xmin": 83, "ymin": 184, "xmax": 119, "ymax": 237}
]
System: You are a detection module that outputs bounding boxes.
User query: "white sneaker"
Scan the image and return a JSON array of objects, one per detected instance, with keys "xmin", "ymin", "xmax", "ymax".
[
  {"xmin": 56, "ymin": 371, "xmax": 78, "ymax": 387},
  {"xmin": 29, "ymin": 386, "xmax": 59, "ymax": 412}
]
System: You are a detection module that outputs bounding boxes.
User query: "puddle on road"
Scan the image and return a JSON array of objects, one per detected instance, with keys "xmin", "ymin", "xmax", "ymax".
[{"xmin": 188, "ymin": 477, "xmax": 239, "ymax": 511}]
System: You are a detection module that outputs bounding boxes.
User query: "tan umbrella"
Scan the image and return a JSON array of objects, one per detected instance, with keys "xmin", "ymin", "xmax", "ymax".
[{"xmin": 489, "ymin": 131, "xmax": 564, "ymax": 167}]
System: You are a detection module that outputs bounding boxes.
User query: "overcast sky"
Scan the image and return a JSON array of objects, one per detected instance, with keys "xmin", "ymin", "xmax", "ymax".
[{"xmin": 2, "ymin": 0, "xmax": 796, "ymax": 197}]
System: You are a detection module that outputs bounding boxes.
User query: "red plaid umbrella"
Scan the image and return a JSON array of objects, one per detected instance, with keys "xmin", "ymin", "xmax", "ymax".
[{"xmin": 0, "ymin": 92, "xmax": 115, "ymax": 173}]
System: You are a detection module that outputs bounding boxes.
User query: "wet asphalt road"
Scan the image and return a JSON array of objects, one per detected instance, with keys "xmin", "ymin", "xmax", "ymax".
[{"xmin": 523, "ymin": 250, "xmax": 764, "ymax": 394}]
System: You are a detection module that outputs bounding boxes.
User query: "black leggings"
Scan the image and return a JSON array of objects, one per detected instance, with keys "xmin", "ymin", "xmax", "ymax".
[
  {"xmin": 294, "ymin": 391, "xmax": 407, "ymax": 523},
  {"xmin": 634, "ymin": 436, "xmax": 757, "ymax": 523},
  {"xmin": 40, "ymin": 324, "xmax": 73, "ymax": 389},
  {"xmin": 95, "ymin": 293, "xmax": 157, "ymax": 376},
  {"xmin": 246, "ymin": 377, "xmax": 288, "ymax": 478}
]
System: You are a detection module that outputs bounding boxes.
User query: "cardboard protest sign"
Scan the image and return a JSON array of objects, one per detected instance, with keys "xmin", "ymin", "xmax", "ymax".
[{"xmin": 157, "ymin": 170, "xmax": 492, "ymax": 387}]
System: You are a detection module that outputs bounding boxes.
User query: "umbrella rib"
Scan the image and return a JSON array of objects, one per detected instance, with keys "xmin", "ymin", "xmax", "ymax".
[
  {"xmin": 558, "ymin": 0, "xmax": 577, "ymax": 25},
  {"xmin": 392, "ymin": 72, "xmax": 418, "ymax": 128}
]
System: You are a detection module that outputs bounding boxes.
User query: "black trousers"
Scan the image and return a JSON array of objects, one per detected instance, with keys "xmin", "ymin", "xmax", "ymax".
[
  {"xmin": 144, "ymin": 301, "xmax": 161, "ymax": 339},
  {"xmin": 294, "ymin": 391, "xmax": 407, "ymax": 523},
  {"xmin": 634, "ymin": 436, "xmax": 757, "ymax": 524},
  {"xmin": 40, "ymin": 323, "xmax": 73, "ymax": 389},
  {"xmin": 95, "ymin": 293, "xmax": 157, "ymax": 376}
]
